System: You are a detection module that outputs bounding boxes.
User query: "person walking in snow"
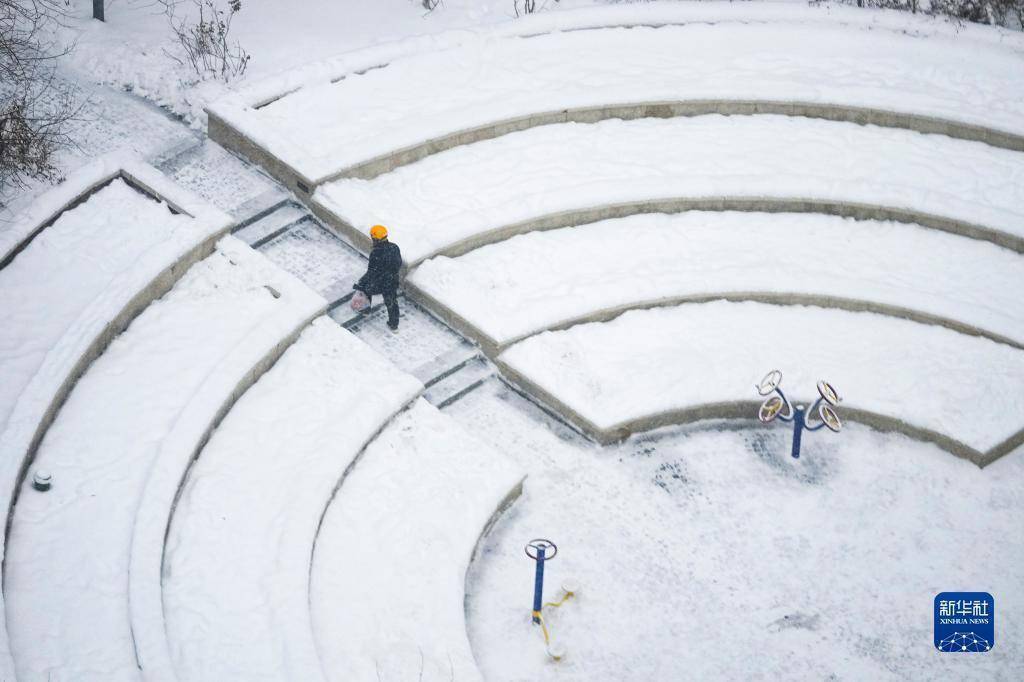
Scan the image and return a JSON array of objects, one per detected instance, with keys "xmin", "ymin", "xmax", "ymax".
[{"xmin": 353, "ymin": 224, "xmax": 403, "ymax": 331}]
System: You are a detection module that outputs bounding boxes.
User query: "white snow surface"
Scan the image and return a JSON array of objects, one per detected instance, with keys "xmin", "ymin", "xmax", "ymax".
[
  {"xmin": 4, "ymin": 237, "xmax": 324, "ymax": 682},
  {"xmin": 211, "ymin": 1, "xmax": 1024, "ymax": 183},
  {"xmin": 163, "ymin": 318, "xmax": 421, "ymax": 682},
  {"xmin": 410, "ymin": 211, "xmax": 1024, "ymax": 347},
  {"xmin": 251, "ymin": 21, "xmax": 1024, "ymax": 182},
  {"xmin": 499, "ymin": 301, "xmax": 1024, "ymax": 452},
  {"xmin": 0, "ymin": 156, "xmax": 229, "ymax": 679},
  {"xmin": 311, "ymin": 398, "xmax": 522, "ymax": 682},
  {"xmin": 0, "ymin": 178, "xmax": 194, "ymax": 436},
  {"xmin": 454, "ymin": 381, "xmax": 1024, "ymax": 680},
  {"xmin": 316, "ymin": 116, "xmax": 1024, "ymax": 264}
]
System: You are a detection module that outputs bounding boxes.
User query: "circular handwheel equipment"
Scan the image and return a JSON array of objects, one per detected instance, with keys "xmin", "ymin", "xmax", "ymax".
[
  {"xmin": 817, "ymin": 380, "xmax": 842, "ymax": 406},
  {"xmin": 525, "ymin": 538, "xmax": 558, "ymax": 561},
  {"xmin": 819, "ymin": 404, "xmax": 842, "ymax": 432},
  {"xmin": 756, "ymin": 369, "xmax": 783, "ymax": 396},
  {"xmin": 758, "ymin": 395, "xmax": 786, "ymax": 423}
]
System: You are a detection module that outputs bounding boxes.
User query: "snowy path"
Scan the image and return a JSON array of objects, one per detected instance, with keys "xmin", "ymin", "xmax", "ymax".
[
  {"xmin": 315, "ymin": 116, "xmax": 1024, "ymax": 264},
  {"xmin": 162, "ymin": 319, "xmax": 420, "ymax": 682},
  {"xmin": 499, "ymin": 301, "xmax": 1024, "ymax": 457},
  {"xmin": 310, "ymin": 399, "xmax": 522, "ymax": 682},
  {"xmin": 410, "ymin": 212, "xmax": 1024, "ymax": 350},
  {"xmin": 158, "ymin": 140, "xmax": 285, "ymax": 218},
  {"xmin": 214, "ymin": 4, "xmax": 1024, "ymax": 183},
  {"xmin": 4, "ymin": 238, "xmax": 323, "ymax": 682}
]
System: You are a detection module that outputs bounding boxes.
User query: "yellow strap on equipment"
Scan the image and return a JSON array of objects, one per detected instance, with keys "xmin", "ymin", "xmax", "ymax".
[
  {"xmin": 543, "ymin": 590, "xmax": 574, "ymax": 609},
  {"xmin": 532, "ymin": 589, "xmax": 575, "ymax": 657},
  {"xmin": 532, "ymin": 611, "xmax": 552, "ymax": 645}
]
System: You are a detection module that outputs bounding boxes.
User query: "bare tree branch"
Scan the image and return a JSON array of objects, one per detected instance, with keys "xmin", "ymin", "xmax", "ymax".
[
  {"xmin": 1, "ymin": 0, "xmax": 80, "ymax": 191},
  {"xmin": 163, "ymin": 0, "xmax": 250, "ymax": 82}
]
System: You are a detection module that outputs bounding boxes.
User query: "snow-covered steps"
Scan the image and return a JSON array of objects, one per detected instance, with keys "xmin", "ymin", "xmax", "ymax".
[
  {"xmin": 311, "ymin": 399, "xmax": 523, "ymax": 682},
  {"xmin": 498, "ymin": 301, "xmax": 1024, "ymax": 466},
  {"xmin": 161, "ymin": 318, "xmax": 419, "ymax": 681},
  {"xmin": 313, "ymin": 116, "xmax": 1024, "ymax": 263},
  {"xmin": 258, "ymin": 215, "xmax": 368, "ymax": 302},
  {"xmin": 209, "ymin": 2, "xmax": 1024, "ymax": 191},
  {"xmin": 3, "ymin": 238, "xmax": 324, "ymax": 681},
  {"xmin": 333, "ymin": 296, "xmax": 469, "ymax": 376},
  {"xmin": 157, "ymin": 139, "xmax": 284, "ymax": 217},
  {"xmin": 0, "ymin": 157, "xmax": 231, "ymax": 676},
  {"xmin": 408, "ymin": 212, "xmax": 1024, "ymax": 353},
  {"xmin": 423, "ymin": 356, "xmax": 493, "ymax": 410},
  {"xmin": 232, "ymin": 199, "xmax": 307, "ymax": 247}
]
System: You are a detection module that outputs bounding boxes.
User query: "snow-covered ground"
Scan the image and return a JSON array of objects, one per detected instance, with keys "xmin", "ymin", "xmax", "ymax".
[
  {"xmin": 163, "ymin": 318, "xmax": 420, "ymax": 681},
  {"xmin": 59, "ymin": 0, "xmax": 578, "ymax": 124},
  {"xmin": 237, "ymin": 19, "xmax": 1024, "ymax": 182},
  {"xmin": 4, "ymin": 237, "xmax": 322, "ymax": 681},
  {"xmin": 0, "ymin": 178, "xmax": 194, "ymax": 434},
  {"xmin": 1, "ymin": 1, "xmax": 1021, "ymax": 679},
  {"xmin": 311, "ymin": 399, "xmax": 522, "ymax": 682},
  {"xmin": 453, "ymin": 380, "xmax": 1024, "ymax": 680},
  {"xmin": 0, "ymin": 165, "xmax": 231, "ymax": 672},
  {"xmin": 500, "ymin": 301, "xmax": 1024, "ymax": 453},
  {"xmin": 317, "ymin": 116, "xmax": 1024, "ymax": 263},
  {"xmin": 410, "ymin": 211, "xmax": 1024, "ymax": 348}
]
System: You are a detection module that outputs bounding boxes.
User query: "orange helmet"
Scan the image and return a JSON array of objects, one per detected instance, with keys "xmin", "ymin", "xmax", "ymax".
[{"xmin": 370, "ymin": 224, "xmax": 388, "ymax": 240}]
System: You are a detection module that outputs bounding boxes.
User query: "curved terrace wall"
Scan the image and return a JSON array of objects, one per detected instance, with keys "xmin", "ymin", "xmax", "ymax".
[
  {"xmin": 495, "ymin": 301, "xmax": 1024, "ymax": 468},
  {"xmin": 496, "ymin": 354, "xmax": 1021, "ymax": 469},
  {"xmin": 127, "ymin": 308, "xmax": 324, "ymax": 680},
  {"xmin": 404, "ymin": 209, "xmax": 1024, "ymax": 356},
  {"xmin": 407, "ymin": 283, "xmax": 1024, "ymax": 359},
  {"xmin": 311, "ymin": 114, "xmax": 1024, "ymax": 264},
  {"xmin": 154, "ymin": 319, "xmax": 422, "ymax": 682},
  {"xmin": 308, "ymin": 399, "xmax": 524, "ymax": 681},
  {"xmin": 0, "ymin": 157, "xmax": 233, "ymax": 679},
  {"xmin": 377, "ymin": 197, "xmax": 1024, "ymax": 272},
  {"xmin": 208, "ymin": 3, "xmax": 1024, "ymax": 197}
]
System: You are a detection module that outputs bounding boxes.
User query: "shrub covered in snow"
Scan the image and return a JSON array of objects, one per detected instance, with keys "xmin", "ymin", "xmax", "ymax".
[
  {"xmin": 820, "ymin": 0, "xmax": 1023, "ymax": 30},
  {"xmin": 165, "ymin": 0, "xmax": 250, "ymax": 82}
]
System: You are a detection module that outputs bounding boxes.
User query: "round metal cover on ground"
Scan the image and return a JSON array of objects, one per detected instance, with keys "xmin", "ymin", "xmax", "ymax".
[
  {"xmin": 32, "ymin": 470, "xmax": 52, "ymax": 492},
  {"xmin": 819, "ymin": 404, "xmax": 842, "ymax": 432},
  {"xmin": 756, "ymin": 369, "xmax": 783, "ymax": 396},
  {"xmin": 759, "ymin": 395, "xmax": 786, "ymax": 423},
  {"xmin": 525, "ymin": 538, "xmax": 558, "ymax": 560},
  {"xmin": 817, "ymin": 380, "xmax": 841, "ymax": 406}
]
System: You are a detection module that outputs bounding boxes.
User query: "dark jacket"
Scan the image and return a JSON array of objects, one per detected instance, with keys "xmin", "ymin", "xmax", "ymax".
[{"xmin": 356, "ymin": 240, "xmax": 402, "ymax": 295}]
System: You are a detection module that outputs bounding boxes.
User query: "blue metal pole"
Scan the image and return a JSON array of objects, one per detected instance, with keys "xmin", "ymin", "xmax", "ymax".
[
  {"xmin": 791, "ymin": 405, "xmax": 805, "ymax": 459},
  {"xmin": 532, "ymin": 546, "xmax": 546, "ymax": 623}
]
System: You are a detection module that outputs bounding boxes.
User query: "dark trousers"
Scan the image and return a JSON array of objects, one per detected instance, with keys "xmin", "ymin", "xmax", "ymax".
[{"xmin": 368, "ymin": 289, "xmax": 400, "ymax": 328}]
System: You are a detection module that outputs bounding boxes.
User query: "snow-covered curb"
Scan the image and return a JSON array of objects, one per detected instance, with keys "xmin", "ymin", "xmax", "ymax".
[
  {"xmin": 0, "ymin": 156, "xmax": 232, "ymax": 678},
  {"xmin": 313, "ymin": 116, "xmax": 1024, "ymax": 263},
  {"xmin": 0, "ymin": 153, "xmax": 224, "ymax": 268},
  {"xmin": 497, "ymin": 301, "xmax": 1024, "ymax": 466},
  {"xmin": 161, "ymin": 318, "xmax": 421, "ymax": 681},
  {"xmin": 207, "ymin": 2, "xmax": 1024, "ymax": 193},
  {"xmin": 407, "ymin": 212, "xmax": 1024, "ymax": 353},
  {"xmin": 310, "ymin": 399, "xmax": 524, "ymax": 682},
  {"xmin": 126, "ymin": 239, "xmax": 326, "ymax": 680}
]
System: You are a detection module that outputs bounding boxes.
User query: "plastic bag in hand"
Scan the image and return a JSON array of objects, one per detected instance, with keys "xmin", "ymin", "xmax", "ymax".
[{"xmin": 351, "ymin": 290, "xmax": 369, "ymax": 311}]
